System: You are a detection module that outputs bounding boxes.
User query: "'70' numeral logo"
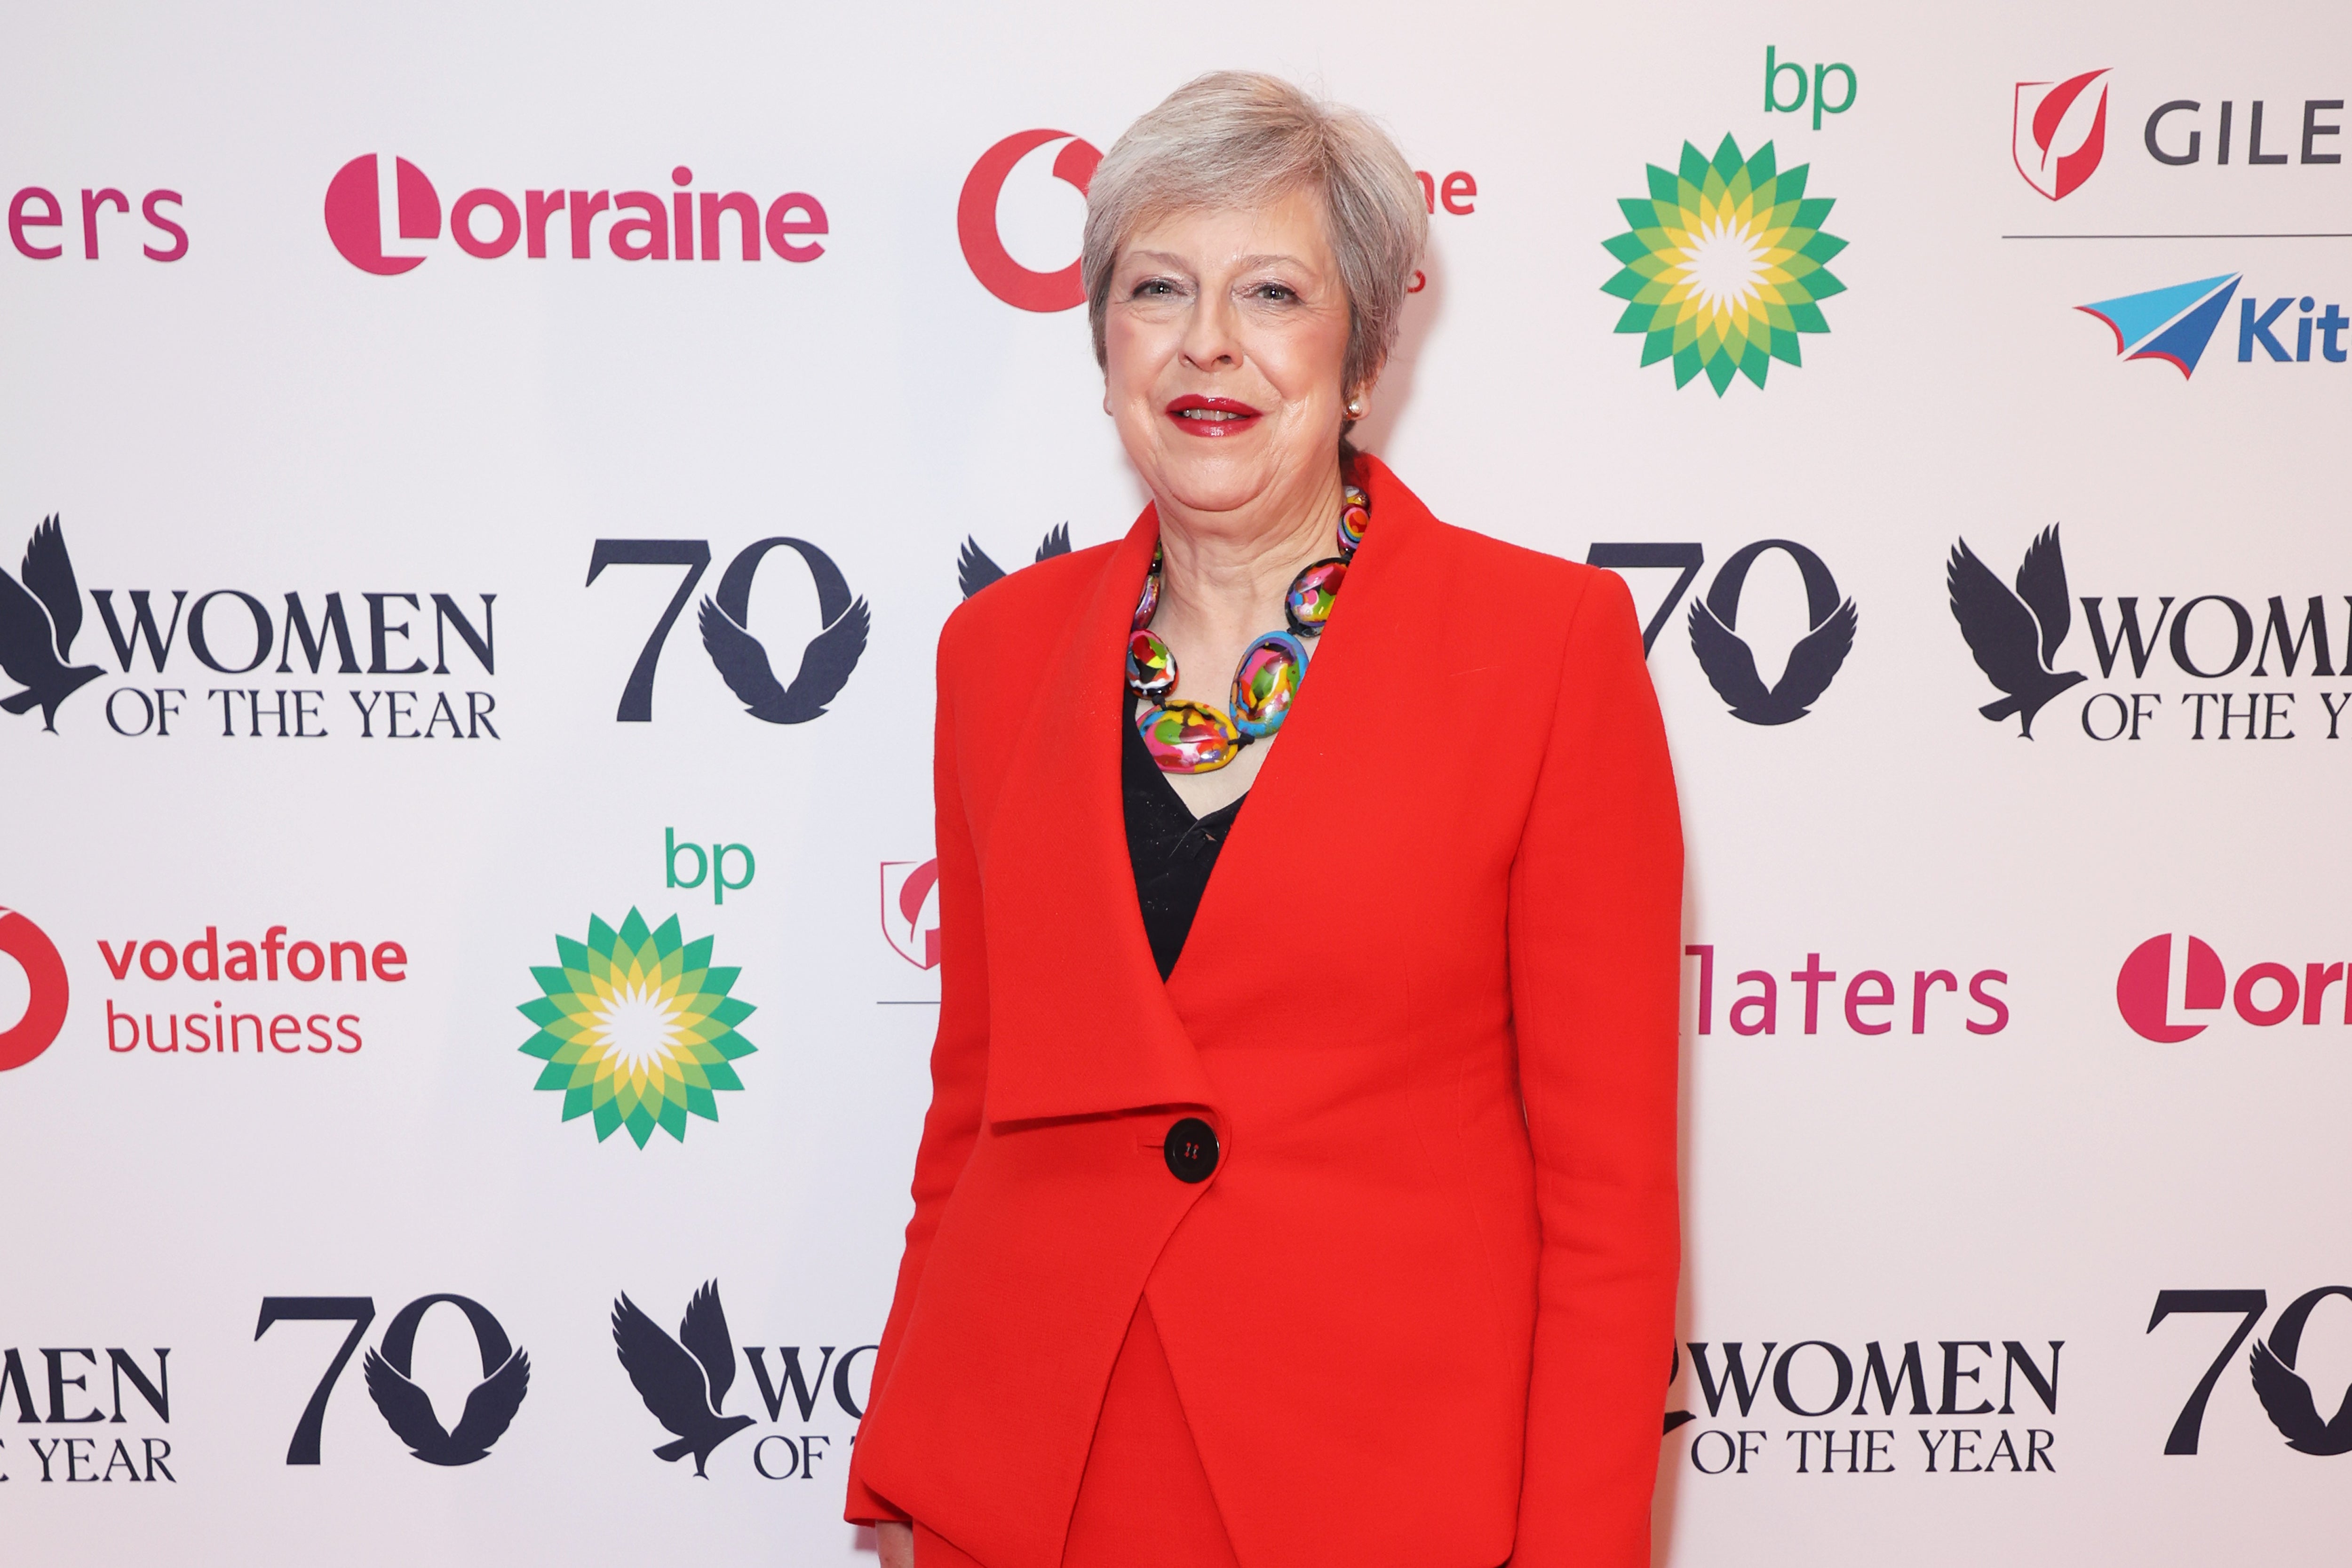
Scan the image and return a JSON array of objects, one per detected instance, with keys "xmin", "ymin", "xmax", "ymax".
[
  {"xmin": 587, "ymin": 538, "xmax": 870, "ymax": 724},
  {"xmin": 255, "ymin": 1294, "xmax": 531, "ymax": 1466},
  {"xmin": 2149, "ymin": 1287, "xmax": 2352, "ymax": 1456}
]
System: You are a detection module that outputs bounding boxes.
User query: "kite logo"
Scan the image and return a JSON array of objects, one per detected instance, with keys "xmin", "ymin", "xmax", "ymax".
[
  {"xmin": 881, "ymin": 860, "xmax": 941, "ymax": 970},
  {"xmin": 1601, "ymin": 136, "xmax": 1848, "ymax": 396},
  {"xmin": 516, "ymin": 909, "xmax": 758, "ymax": 1148},
  {"xmin": 0, "ymin": 907, "xmax": 70, "ymax": 1072},
  {"xmin": 2078, "ymin": 273, "xmax": 2242, "ymax": 378},
  {"xmin": 2014, "ymin": 70, "xmax": 2111, "ymax": 199}
]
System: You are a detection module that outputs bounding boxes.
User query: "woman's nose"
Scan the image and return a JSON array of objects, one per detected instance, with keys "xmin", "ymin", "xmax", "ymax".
[{"xmin": 1180, "ymin": 292, "xmax": 1241, "ymax": 371}]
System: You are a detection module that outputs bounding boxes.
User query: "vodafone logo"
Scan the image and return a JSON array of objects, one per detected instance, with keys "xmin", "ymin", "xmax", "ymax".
[
  {"xmin": 325, "ymin": 153, "xmax": 828, "ymax": 275},
  {"xmin": 0, "ymin": 907, "xmax": 70, "ymax": 1072},
  {"xmin": 2116, "ymin": 932, "xmax": 2348, "ymax": 1042},
  {"xmin": 957, "ymin": 130, "xmax": 1100, "ymax": 312}
]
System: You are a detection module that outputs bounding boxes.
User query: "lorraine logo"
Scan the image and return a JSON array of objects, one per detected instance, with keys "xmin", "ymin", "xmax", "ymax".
[
  {"xmin": 1601, "ymin": 136, "xmax": 1847, "ymax": 396},
  {"xmin": 2115, "ymin": 932, "xmax": 2351, "ymax": 1043},
  {"xmin": 516, "ymin": 909, "xmax": 757, "ymax": 1147},
  {"xmin": 324, "ymin": 154, "xmax": 439, "ymax": 275},
  {"xmin": 612, "ymin": 1281, "xmax": 755, "ymax": 1477},
  {"xmin": 0, "ymin": 517, "xmax": 102, "ymax": 733},
  {"xmin": 880, "ymin": 860, "xmax": 942, "ymax": 970},
  {"xmin": 2014, "ymin": 69, "xmax": 2111, "ymax": 199},
  {"xmin": 0, "ymin": 907, "xmax": 70, "ymax": 1072},
  {"xmin": 958, "ymin": 131, "xmax": 1101, "ymax": 311},
  {"xmin": 2077, "ymin": 273, "xmax": 2242, "ymax": 378},
  {"xmin": 325, "ymin": 153, "xmax": 827, "ymax": 275}
]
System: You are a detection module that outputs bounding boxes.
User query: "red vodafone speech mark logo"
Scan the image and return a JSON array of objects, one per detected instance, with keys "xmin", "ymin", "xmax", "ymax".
[
  {"xmin": 324, "ymin": 153, "xmax": 441, "ymax": 275},
  {"xmin": 0, "ymin": 908, "xmax": 70, "ymax": 1072},
  {"xmin": 2116, "ymin": 932, "xmax": 2225, "ymax": 1042},
  {"xmin": 958, "ymin": 130, "xmax": 1100, "ymax": 312}
]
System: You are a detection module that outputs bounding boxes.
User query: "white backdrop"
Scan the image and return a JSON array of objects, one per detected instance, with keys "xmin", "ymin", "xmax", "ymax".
[{"xmin": 4, "ymin": 2, "xmax": 2349, "ymax": 1563}]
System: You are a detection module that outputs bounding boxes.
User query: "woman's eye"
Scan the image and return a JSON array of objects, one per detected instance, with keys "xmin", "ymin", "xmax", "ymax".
[
  {"xmin": 1132, "ymin": 279, "xmax": 1176, "ymax": 298},
  {"xmin": 1256, "ymin": 283, "xmax": 1297, "ymax": 302}
]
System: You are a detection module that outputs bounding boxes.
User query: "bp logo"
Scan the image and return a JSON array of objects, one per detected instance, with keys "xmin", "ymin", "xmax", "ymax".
[
  {"xmin": 1602, "ymin": 136, "xmax": 1848, "ymax": 395},
  {"xmin": 516, "ymin": 909, "xmax": 757, "ymax": 1148}
]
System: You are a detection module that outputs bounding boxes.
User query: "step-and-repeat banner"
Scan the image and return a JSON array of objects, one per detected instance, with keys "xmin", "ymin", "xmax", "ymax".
[{"xmin": 4, "ymin": 2, "xmax": 2345, "ymax": 1562}]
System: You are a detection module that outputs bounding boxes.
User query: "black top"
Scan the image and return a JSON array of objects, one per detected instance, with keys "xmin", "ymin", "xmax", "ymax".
[{"xmin": 1122, "ymin": 703, "xmax": 1246, "ymax": 980}]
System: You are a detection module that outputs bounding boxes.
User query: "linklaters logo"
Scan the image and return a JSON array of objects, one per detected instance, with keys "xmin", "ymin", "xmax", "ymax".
[
  {"xmin": 516, "ymin": 909, "xmax": 757, "ymax": 1148},
  {"xmin": 1602, "ymin": 136, "xmax": 1848, "ymax": 395}
]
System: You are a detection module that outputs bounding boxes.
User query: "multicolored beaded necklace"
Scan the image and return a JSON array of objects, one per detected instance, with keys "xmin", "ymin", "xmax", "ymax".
[{"xmin": 1126, "ymin": 482, "xmax": 1368, "ymax": 773}]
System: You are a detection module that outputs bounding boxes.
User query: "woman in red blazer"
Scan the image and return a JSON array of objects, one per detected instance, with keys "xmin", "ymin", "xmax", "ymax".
[{"xmin": 848, "ymin": 73, "xmax": 1682, "ymax": 1568}]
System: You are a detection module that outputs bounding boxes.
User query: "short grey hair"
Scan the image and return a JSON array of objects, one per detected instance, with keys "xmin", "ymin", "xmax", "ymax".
[{"xmin": 1082, "ymin": 72, "xmax": 1428, "ymax": 407}]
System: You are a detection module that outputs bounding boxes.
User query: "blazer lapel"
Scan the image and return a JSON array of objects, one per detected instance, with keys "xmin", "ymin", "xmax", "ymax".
[
  {"xmin": 1165, "ymin": 456, "xmax": 1430, "ymax": 998},
  {"xmin": 977, "ymin": 504, "xmax": 1220, "ymax": 1125}
]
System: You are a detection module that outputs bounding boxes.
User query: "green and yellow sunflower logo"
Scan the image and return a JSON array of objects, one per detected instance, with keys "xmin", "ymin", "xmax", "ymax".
[
  {"xmin": 516, "ymin": 909, "xmax": 757, "ymax": 1148},
  {"xmin": 1602, "ymin": 135, "xmax": 1848, "ymax": 396}
]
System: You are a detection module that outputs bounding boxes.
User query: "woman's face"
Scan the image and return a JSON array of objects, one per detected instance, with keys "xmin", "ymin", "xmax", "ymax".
[{"xmin": 1103, "ymin": 189, "xmax": 1355, "ymax": 523}]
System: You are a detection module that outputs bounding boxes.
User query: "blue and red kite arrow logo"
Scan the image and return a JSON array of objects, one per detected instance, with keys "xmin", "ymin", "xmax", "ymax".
[{"xmin": 2078, "ymin": 273, "xmax": 2241, "ymax": 378}]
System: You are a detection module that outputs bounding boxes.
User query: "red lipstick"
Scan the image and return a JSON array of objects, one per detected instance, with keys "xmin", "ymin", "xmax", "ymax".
[{"xmin": 1164, "ymin": 394, "xmax": 1262, "ymax": 437}]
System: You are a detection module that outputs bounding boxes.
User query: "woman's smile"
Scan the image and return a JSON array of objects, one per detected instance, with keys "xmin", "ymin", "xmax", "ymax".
[{"xmin": 1164, "ymin": 395, "xmax": 1263, "ymax": 436}]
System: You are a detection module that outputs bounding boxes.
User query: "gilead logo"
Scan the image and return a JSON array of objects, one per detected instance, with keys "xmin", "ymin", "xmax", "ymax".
[
  {"xmin": 0, "ymin": 907, "xmax": 70, "ymax": 1072},
  {"xmin": 958, "ymin": 130, "xmax": 1102, "ymax": 311},
  {"xmin": 324, "ymin": 153, "xmax": 827, "ymax": 275},
  {"xmin": 880, "ymin": 859, "xmax": 941, "ymax": 970},
  {"xmin": 2013, "ymin": 69, "xmax": 2111, "ymax": 200},
  {"xmin": 2116, "ymin": 932, "xmax": 2348, "ymax": 1041}
]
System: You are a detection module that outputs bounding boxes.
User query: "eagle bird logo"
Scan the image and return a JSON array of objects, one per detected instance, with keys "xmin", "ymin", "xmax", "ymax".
[
  {"xmin": 0, "ymin": 516, "xmax": 102, "ymax": 733},
  {"xmin": 697, "ymin": 537, "xmax": 869, "ymax": 724},
  {"xmin": 612, "ymin": 1281, "xmax": 756, "ymax": 1477},
  {"xmin": 1947, "ymin": 526, "xmax": 2085, "ymax": 739},
  {"xmin": 957, "ymin": 524, "xmax": 1071, "ymax": 599},
  {"xmin": 360, "ymin": 1296, "xmax": 531, "ymax": 1467}
]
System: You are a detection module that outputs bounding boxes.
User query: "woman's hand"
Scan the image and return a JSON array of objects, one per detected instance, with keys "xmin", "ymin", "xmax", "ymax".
[{"xmin": 877, "ymin": 1520, "xmax": 914, "ymax": 1568}]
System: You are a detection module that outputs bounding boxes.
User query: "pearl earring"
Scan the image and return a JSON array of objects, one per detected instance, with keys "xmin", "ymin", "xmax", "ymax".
[{"xmin": 1344, "ymin": 396, "xmax": 1365, "ymax": 419}]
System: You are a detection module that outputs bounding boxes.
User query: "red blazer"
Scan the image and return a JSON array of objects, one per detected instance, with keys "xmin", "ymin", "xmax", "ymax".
[{"xmin": 846, "ymin": 458, "xmax": 1682, "ymax": 1567}]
